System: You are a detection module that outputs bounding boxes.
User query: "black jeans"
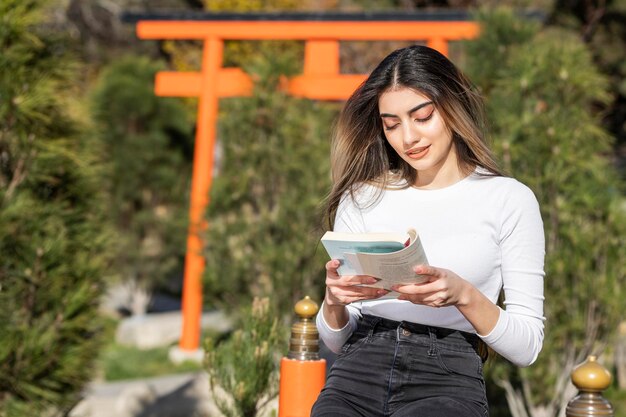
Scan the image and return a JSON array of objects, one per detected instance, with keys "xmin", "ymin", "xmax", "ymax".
[{"xmin": 312, "ymin": 314, "xmax": 489, "ymax": 417}]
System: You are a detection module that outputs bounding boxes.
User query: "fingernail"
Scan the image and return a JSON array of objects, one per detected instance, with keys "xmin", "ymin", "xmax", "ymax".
[
  {"xmin": 366, "ymin": 278, "xmax": 378, "ymax": 284},
  {"xmin": 376, "ymin": 290, "xmax": 387, "ymax": 296}
]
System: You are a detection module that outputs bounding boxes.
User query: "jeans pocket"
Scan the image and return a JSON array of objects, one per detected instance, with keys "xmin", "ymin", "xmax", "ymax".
[
  {"xmin": 436, "ymin": 347, "xmax": 483, "ymax": 380},
  {"xmin": 339, "ymin": 332, "xmax": 368, "ymax": 359}
]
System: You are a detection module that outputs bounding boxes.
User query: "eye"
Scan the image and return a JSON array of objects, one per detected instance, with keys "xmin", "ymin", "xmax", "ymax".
[
  {"xmin": 383, "ymin": 123, "xmax": 399, "ymax": 131},
  {"xmin": 413, "ymin": 104, "xmax": 435, "ymax": 122}
]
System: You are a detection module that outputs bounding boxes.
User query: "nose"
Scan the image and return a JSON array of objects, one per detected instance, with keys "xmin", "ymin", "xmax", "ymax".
[{"xmin": 401, "ymin": 122, "xmax": 420, "ymax": 148}]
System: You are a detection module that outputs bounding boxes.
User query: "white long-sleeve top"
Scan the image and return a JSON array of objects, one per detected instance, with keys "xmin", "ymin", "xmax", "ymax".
[{"xmin": 317, "ymin": 172, "xmax": 546, "ymax": 367}]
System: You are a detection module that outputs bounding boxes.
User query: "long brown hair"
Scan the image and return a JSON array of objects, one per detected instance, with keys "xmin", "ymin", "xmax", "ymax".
[{"xmin": 325, "ymin": 45, "xmax": 502, "ymax": 228}]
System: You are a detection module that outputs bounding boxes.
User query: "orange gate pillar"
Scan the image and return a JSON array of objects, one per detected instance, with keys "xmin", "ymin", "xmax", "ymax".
[{"xmin": 178, "ymin": 36, "xmax": 223, "ymax": 353}]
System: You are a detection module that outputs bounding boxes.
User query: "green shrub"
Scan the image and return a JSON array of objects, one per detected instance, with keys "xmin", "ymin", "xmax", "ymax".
[
  {"xmin": 0, "ymin": 0, "xmax": 111, "ymax": 414},
  {"xmin": 466, "ymin": 9, "xmax": 625, "ymax": 417},
  {"xmin": 203, "ymin": 49, "xmax": 338, "ymax": 318},
  {"xmin": 205, "ymin": 297, "xmax": 284, "ymax": 417},
  {"xmin": 91, "ymin": 55, "xmax": 194, "ymax": 307}
]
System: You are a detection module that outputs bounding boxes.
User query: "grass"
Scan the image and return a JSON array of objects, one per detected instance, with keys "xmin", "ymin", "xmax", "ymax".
[
  {"xmin": 95, "ymin": 316, "xmax": 208, "ymax": 381},
  {"xmin": 98, "ymin": 342, "xmax": 204, "ymax": 381}
]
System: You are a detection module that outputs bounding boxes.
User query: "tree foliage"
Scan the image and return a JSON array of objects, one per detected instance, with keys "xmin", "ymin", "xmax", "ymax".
[
  {"xmin": 162, "ymin": 0, "xmax": 303, "ymax": 82},
  {"xmin": 550, "ymin": 0, "xmax": 626, "ymax": 164},
  {"xmin": 466, "ymin": 9, "xmax": 626, "ymax": 417},
  {"xmin": 204, "ymin": 297, "xmax": 284, "ymax": 417},
  {"xmin": 203, "ymin": 50, "xmax": 338, "ymax": 317},
  {"xmin": 0, "ymin": 0, "xmax": 111, "ymax": 414},
  {"xmin": 91, "ymin": 56, "xmax": 194, "ymax": 309}
]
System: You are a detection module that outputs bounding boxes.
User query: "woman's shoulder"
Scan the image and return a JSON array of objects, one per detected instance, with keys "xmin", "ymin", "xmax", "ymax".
[
  {"xmin": 469, "ymin": 172, "xmax": 540, "ymax": 207},
  {"xmin": 337, "ymin": 179, "xmax": 408, "ymax": 219},
  {"xmin": 471, "ymin": 170, "xmax": 533, "ymax": 191},
  {"xmin": 342, "ymin": 173, "xmax": 407, "ymax": 201},
  {"xmin": 340, "ymin": 182, "xmax": 382, "ymax": 209}
]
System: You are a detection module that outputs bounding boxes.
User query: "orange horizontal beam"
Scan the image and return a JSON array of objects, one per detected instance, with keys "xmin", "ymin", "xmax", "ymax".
[
  {"xmin": 137, "ymin": 21, "xmax": 478, "ymax": 41},
  {"xmin": 156, "ymin": 70, "xmax": 367, "ymax": 100},
  {"xmin": 288, "ymin": 75, "xmax": 367, "ymax": 100},
  {"xmin": 155, "ymin": 68, "xmax": 253, "ymax": 97}
]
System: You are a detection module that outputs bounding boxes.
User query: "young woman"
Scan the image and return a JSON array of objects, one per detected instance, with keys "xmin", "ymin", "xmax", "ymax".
[{"xmin": 313, "ymin": 45, "xmax": 545, "ymax": 417}]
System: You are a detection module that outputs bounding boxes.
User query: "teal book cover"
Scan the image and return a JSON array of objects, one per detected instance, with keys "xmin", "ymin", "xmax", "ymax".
[{"xmin": 320, "ymin": 232, "xmax": 409, "ymax": 276}]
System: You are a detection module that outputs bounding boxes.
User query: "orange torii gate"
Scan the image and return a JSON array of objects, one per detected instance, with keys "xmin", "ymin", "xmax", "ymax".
[{"xmin": 126, "ymin": 11, "xmax": 479, "ymax": 356}]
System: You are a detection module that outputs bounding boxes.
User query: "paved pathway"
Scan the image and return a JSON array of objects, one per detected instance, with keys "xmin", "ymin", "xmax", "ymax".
[{"xmin": 71, "ymin": 372, "xmax": 279, "ymax": 417}]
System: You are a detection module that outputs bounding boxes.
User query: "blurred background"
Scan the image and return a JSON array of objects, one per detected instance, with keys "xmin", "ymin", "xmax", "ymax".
[{"xmin": 0, "ymin": 0, "xmax": 624, "ymax": 416}]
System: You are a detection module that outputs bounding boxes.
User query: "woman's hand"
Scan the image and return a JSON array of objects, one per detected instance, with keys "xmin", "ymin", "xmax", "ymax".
[
  {"xmin": 391, "ymin": 265, "xmax": 472, "ymax": 308},
  {"xmin": 325, "ymin": 259, "xmax": 389, "ymax": 306}
]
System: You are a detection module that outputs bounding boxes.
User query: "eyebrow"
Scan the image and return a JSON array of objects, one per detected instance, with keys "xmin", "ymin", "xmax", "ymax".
[{"xmin": 380, "ymin": 101, "xmax": 434, "ymax": 118}]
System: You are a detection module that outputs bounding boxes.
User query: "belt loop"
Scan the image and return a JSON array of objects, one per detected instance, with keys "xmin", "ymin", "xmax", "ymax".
[
  {"xmin": 427, "ymin": 327, "xmax": 437, "ymax": 356},
  {"xmin": 367, "ymin": 316, "xmax": 381, "ymax": 340}
]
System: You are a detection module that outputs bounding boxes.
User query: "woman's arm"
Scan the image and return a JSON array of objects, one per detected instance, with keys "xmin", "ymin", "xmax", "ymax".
[
  {"xmin": 393, "ymin": 184, "xmax": 545, "ymax": 367},
  {"xmin": 317, "ymin": 189, "xmax": 389, "ymax": 352},
  {"xmin": 317, "ymin": 259, "xmax": 389, "ymax": 353},
  {"xmin": 316, "ymin": 301, "xmax": 360, "ymax": 354},
  {"xmin": 392, "ymin": 265, "xmax": 501, "ymax": 336}
]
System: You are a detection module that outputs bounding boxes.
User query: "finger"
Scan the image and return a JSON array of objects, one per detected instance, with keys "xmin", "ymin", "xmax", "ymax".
[
  {"xmin": 421, "ymin": 291, "xmax": 451, "ymax": 305},
  {"xmin": 391, "ymin": 281, "xmax": 440, "ymax": 294},
  {"xmin": 325, "ymin": 259, "xmax": 341, "ymax": 275},
  {"xmin": 397, "ymin": 292, "xmax": 449, "ymax": 307},
  {"xmin": 327, "ymin": 274, "xmax": 379, "ymax": 286},
  {"xmin": 396, "ymin": 292, "xmax": 435, "ymax": 302},
  {"xmin": 330, "ymin": 286, "xmax": 389, "ymax": 301},
  {"xmin": 344, "ymin": 275, "xmax": 380, "ymax": 285},
  {"xmin": 341, "ymin": 288, "xmax": 388, "ymax": 299},
  {"xmin": 413, "ymin": 264, "xmax": 441, "ymax": 276}
]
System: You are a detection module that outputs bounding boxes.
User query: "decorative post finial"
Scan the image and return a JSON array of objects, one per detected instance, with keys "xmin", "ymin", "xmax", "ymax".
[
  {"xmin": 287, "ymin": 296, "xmax": 320, "ymax": 361},
  {"xmin": 566, "ymin": 355, "xmax": 614, "ymax": 416}
]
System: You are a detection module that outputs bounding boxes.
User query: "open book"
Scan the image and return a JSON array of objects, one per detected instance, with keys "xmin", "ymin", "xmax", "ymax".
[{"xmin": 320, "ymin": 229, "xmax": 429, "ymax": 290}]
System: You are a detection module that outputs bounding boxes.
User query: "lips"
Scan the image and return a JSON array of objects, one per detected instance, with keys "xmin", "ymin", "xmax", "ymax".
[{"xmin": 406, "ymin": 145, "xmax": 430, "ymax": 160}]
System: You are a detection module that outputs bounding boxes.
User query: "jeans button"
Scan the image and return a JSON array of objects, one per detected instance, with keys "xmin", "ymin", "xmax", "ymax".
[{"xmin": 402, "ymin": 328, "xmax": 411, "ymax": 336}]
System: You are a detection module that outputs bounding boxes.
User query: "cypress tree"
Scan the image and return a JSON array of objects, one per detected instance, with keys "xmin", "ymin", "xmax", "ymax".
[
  {"xmin": 204, "ymin": 297, "xmax": 282, "ymax": 417},
  {"xmin": 466, "ymin": 9, "xmax": 625, "ymax": 417},
  {"xmin": 0, "ymin": 0, "xmax": 111, "ymax": 415},
  {"xmin": 91, "ymin": 56, "xmax": 194, "ymax": 308},
  {"xmin": 203, "ymin": 50, "xmax": 337, "ymax": 317}
]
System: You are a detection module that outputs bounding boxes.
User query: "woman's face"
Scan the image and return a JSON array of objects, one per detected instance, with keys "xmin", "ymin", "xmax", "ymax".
[{"xmin": 378, "ymin": 87, "xmax": 459, "ymax": 187}]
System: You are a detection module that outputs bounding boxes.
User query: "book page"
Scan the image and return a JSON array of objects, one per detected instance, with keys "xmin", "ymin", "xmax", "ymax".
[{"xmin": 355, "ymin": 230, "xmax": 429, "ymax": 289}]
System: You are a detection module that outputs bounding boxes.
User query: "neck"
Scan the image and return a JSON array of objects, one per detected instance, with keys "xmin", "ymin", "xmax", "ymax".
[
  {"xmin": 414, "ymin": 151, "xmax": 466, "ymax": 190},
  {"xmin": 414, "ymin": 169, "xmax": 464, "ymax": 189}
]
